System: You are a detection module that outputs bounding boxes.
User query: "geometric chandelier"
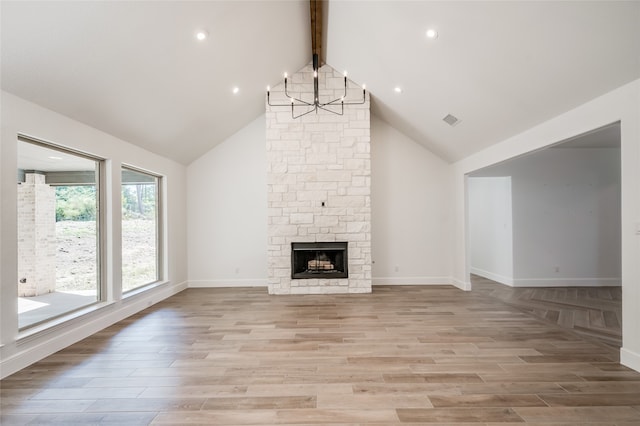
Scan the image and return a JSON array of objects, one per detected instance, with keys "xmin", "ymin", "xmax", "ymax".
[
  {"xmin": 266, "ymin": 0, "xmax": 366, "ymax": 119},
  {"xmin": 267, "ymin": 53, "xmax": 366, "ymax": 119}
]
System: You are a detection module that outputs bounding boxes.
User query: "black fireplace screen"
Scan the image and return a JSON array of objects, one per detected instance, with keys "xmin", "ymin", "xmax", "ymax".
[{"xmin": 291, "ymin": 242, "xmax": 348, "ymax": 279}]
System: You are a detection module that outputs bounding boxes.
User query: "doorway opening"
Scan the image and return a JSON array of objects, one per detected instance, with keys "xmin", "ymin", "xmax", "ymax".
[{"xmin": 465, "ymin": 122, "xmax": 622, "ymax": 347}]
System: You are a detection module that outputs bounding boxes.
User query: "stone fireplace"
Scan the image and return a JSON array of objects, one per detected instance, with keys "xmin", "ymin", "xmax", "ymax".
[{"xmin": 265, "ymin": 61, "xmax": 371, "ymax": 295}]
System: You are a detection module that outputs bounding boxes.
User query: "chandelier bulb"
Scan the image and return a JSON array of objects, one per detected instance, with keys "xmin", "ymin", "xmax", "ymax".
[{"xmin": 270, "ymin": 54, "xmax": 366, "ymax": 118}]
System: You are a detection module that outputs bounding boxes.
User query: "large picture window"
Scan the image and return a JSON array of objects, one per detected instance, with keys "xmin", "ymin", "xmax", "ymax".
[
  {"xmin": 17, "ymin": 137, "xmax": 103, "ymax": 329},
  {"xmin": 121, "ymin": 166, "xmax": 161, "ymax": 292}
]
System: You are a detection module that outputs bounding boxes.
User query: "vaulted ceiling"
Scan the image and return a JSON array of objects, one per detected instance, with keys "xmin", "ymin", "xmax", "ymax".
[{"xmin": 2, "ymin": 1, "xmax": 639, "ymax": 165}]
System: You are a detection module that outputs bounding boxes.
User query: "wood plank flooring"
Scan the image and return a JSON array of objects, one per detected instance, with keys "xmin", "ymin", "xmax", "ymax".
[
  {"xmin": 471, "ymin": 275, "xmax": 623, "ymax": 348},
  {"xmin": 2, "ymin": 285, "xmax": 639, "ymax": 425}
]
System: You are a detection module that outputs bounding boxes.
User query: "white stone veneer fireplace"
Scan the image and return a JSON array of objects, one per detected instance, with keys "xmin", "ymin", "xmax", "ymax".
[{"xmin": 266, "ymin": 62, "xmax": 371, "ymax": 295}]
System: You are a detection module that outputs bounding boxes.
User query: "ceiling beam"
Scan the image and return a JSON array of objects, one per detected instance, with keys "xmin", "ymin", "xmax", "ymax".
[{"xmin": 310, "ymin": 0, "xmax": 325, "ymax": 65}]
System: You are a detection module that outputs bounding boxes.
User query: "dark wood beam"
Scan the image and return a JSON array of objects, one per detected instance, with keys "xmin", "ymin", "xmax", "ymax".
[{"xmin": 310, "ymin": 0, "xmax": 325, "ymax": 65}]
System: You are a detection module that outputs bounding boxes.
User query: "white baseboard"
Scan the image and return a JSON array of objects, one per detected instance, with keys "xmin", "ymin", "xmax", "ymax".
[
  {"xmin": 188, "ymin": 279, "xmax": 268, "ymax": 288},
  {"xmin": 471, "ymin": 267, "xmax": 621, "ymax": 288},
  {"xmin": 370, "ymin": 276, "xmax": 471, "ymax": 291},
  {"xmin": 372, "ymin": 276, "xmax": 453, "ymax": 286},
  {"xmin": 620, "ymin": 347, "xmax": 640, "ymax": 373},
  {"xmin": 452, "ymin": 277, "xmax": 471, "ymax": 291},
  {"xmin": 512, "ymin": 277, "xmax": 621, "ymax": 287},
  {"xmin": 190, "ymin": 278, "xmax": 460, "ymax": 289},
  {"xmin": 470, "ymin": 267, "xmax": 514, "ymax": 286},
  {"xmin": 1, "ymin": 280, "xmax": 187, "ymax": 379}
]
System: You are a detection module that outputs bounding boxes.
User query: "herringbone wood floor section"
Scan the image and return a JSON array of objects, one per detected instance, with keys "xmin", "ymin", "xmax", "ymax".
[
  {"xmin": 2, "ymin": 285, "xmax": 639, "ymax": 425},
  {"xmin": 472, "ymin": 275, "xmax": 623, "ymax": 348}
]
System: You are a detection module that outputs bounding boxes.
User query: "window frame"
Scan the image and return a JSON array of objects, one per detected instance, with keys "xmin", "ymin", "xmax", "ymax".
[{"xmin": 17, "ymin": 135, "xmax": 106, "ymax": 331}]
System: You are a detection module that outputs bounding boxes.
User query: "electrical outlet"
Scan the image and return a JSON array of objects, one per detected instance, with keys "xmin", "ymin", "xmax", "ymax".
[
  {"xmin": 394, "ymin": 265, "xmax": 399, "ymax": 272},
  {"xmin": 554, "ymin": 266, "xmax": 560, "ymax": 273}
]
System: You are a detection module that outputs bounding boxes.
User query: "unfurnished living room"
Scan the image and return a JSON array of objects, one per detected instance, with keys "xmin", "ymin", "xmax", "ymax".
[{"xmin": 1, "ymin": 1, "xmax": 640, "ymax": 424}]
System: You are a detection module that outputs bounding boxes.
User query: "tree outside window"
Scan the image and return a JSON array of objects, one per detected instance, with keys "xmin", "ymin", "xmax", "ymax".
[{"xmin": 121, "ymin": 167, "xmax": 161, "ymax": 292}]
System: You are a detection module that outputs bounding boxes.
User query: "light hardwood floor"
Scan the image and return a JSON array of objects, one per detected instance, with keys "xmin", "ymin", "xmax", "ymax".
[
  {"xmin": 2, "ymin": 285, "xmax": 639, "ymax": 425},
  {"xmin": 471, "ymin": 275, "xmax": 623, "ymax": 348}
]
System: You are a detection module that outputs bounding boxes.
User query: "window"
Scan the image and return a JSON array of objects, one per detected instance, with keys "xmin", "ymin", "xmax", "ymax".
[
  {"xmin": 17, "ymin": 137, "xmax": 103, "ymax": 329},
  {"xmin": 121, "ymin": 166, "xmax": 161, "ymax": 292}
]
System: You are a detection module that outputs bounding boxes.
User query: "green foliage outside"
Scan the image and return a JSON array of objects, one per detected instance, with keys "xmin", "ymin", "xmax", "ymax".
[
  {"xmin": 55, "ymin": 184, "xmax": 156, "ymax": 221},
  {"xmin": 122, "ymin": 182, "xmax": 158, "ymax": 291},
  {"xmin": 55, "ymin": 186, "xmax": 96, "ymax": 222},
  {"xmin": 122, "ymin": 184, "xmax": 156, "ymax": 220},
  {"xmin": 52, "ymin": 182, "xmax": 158, "ymax": 292}
]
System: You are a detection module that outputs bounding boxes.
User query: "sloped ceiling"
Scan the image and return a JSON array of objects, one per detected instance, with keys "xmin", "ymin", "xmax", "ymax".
[
  {"xmin": 2, "ymin": 1, "xmax": 639, "ymax": 165},
  {"xmin": 1, "ymin": 1, "xmax": 310, "ymax": 164}
]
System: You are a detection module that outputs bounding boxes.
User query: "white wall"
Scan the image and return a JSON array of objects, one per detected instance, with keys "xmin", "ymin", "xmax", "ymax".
[
  {"xmin": 511, "ymin": 148, "xmax": 621, "ymax": 286},
  {"xmin": 0, "ymin": 91, "xmax": 188, "ymax": 378},
  {"xmin": 187, "ymin": 116, "xmax": 268, "ymax": 287},
  {"xmin": 468, "ymin": 148, "xmax": 621, "ymax": 287},
  {"xmin": 468, "ymin": 177, "xmax": 513, "ymax": 285},
  {"xmin": 370, "ymin": 117, "xmax": 452, "ymax": 285},
  {"xmin": 186, "ymin": 114, "xmax": 453, "ymax": 288},
  {"xmin": 452, "ymin": 79, "xmax": 640, "ymax": 371}
]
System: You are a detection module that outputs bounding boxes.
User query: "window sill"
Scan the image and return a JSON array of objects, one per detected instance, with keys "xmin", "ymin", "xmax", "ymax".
[
  {"xmin": 16, "ymin": 281, "xmax": 170, "ymax": 345},
  {"xmin": 17, "ymin": 300, "xmax": 116, "ymax": 345},
  {"xmin": 122, "ymin": 280, "xmax": 169, "ymax": 300}
]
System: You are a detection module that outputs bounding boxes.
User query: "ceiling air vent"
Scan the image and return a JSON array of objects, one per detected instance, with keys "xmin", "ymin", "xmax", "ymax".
[{"xmin": 443, "ymin": 114, "xmax": 461, "ymax": 127}]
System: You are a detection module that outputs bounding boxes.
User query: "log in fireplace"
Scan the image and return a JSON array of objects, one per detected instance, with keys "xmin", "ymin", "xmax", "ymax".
[{"xmin": 291, "ymin": 242, "xmax": 348, "ymax": 279}]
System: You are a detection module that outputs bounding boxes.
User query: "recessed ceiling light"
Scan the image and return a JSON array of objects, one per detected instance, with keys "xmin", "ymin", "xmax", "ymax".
[
  {"xmin": 394, "ymin": 87, "xmax": 403, "ymax": 94},
  {"xmin": 426, "ymin": 29, "xmax": 438, "ymax": 39},
  {"xmin": 195, "ymin": 30, "xmax": 208, "ymax": 41},
  {"xmin": 232, "ymin": 87, "xmax": 239, "ymax": 94},
  {"xmin": 48, "ymin": 156, "xmax": 63, "ymax": 160}
]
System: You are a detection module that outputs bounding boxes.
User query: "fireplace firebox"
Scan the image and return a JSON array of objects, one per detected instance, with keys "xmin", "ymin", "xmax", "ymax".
[{"xmin": 291, "ymin": 242, "xmax": 348, "ymax": 279}]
